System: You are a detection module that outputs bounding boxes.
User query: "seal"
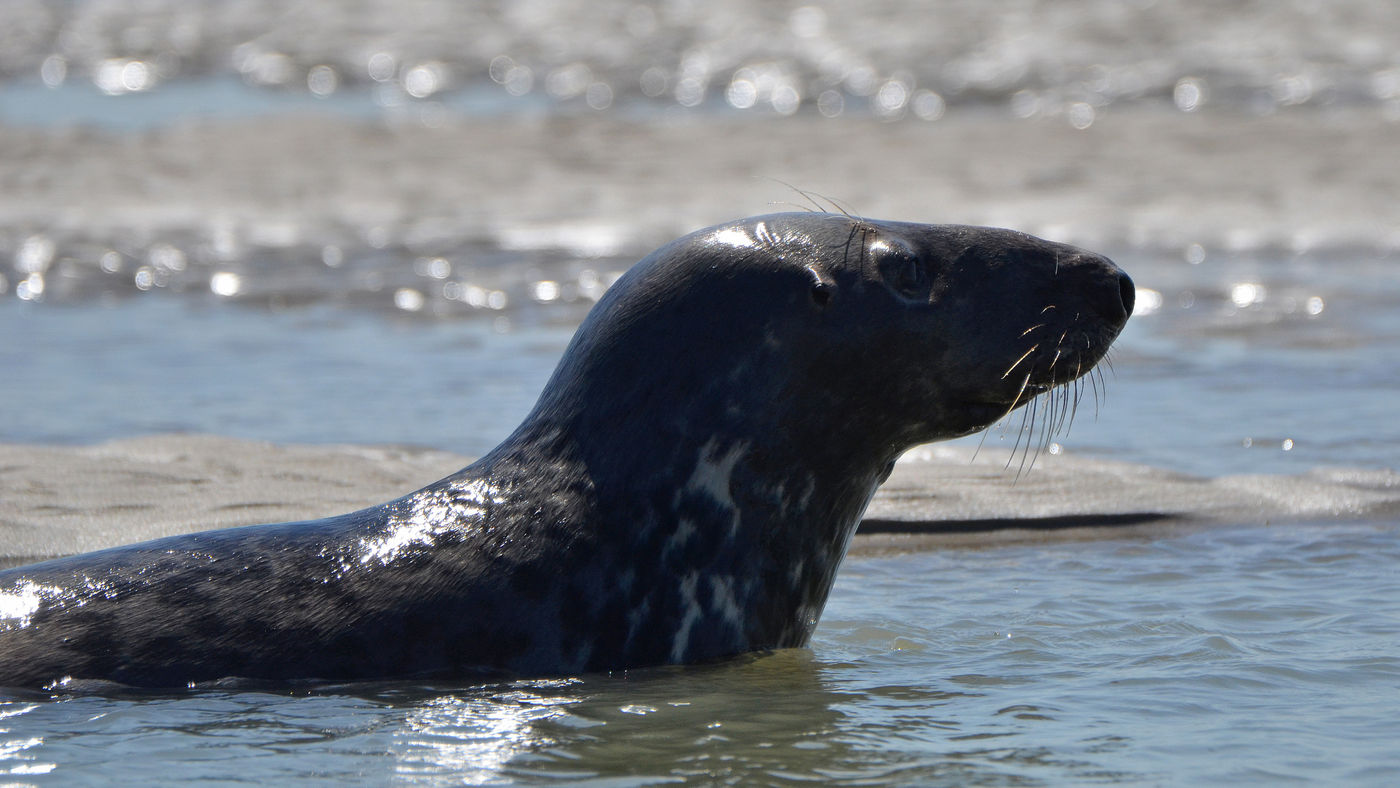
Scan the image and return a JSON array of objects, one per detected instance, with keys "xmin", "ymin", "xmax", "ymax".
[{"xmin": 0, "ymin": 213, "xmax": 1133, "ymax": 689}]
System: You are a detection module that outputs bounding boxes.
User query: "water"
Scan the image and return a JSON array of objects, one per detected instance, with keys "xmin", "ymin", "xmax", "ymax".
[
  {"xmin": 3, "ymin": 0, "xmax": 1399, "ymax": 784},
  {"xmin": 3, "ymin": 522, "xmax": 1396, "ymax": 784},
  {"xmin": 5, "ymin": 243, "xmax": 1396, "ymax": 476}
]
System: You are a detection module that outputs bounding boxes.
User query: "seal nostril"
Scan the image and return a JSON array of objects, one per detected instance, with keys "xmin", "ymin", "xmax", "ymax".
[{"xmin": 1119, "ymin": 272, "xmax": 1135, "ymax": 318}]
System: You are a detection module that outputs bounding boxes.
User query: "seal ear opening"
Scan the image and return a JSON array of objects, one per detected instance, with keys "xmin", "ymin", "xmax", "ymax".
[{"xmin": 806, "ymin": 265, "xmax": 835, "ymax": 308}]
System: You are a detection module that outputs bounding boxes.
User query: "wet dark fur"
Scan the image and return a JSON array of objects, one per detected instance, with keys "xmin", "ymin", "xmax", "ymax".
[{"xmin": 0, "ymin": 213, "xmax": 1133, "ymax": 689}]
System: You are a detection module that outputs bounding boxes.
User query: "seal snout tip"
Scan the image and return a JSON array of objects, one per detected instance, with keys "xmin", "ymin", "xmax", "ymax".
[
  {"xmin": 1118, "ymin": 270, "xmax": 1136, "ymax": 319},
  {"xmin": 1086, "ymin": 255, "xmax": 1134, "ymax": 324}
]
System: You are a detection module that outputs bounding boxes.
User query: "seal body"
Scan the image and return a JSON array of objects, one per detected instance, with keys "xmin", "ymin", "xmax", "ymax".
[{"xmin": 0, "ymin": 213, "xmax": 1133, "ymax": 689}]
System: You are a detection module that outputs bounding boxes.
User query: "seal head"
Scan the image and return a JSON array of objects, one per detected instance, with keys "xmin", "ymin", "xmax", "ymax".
[{"xmin": 0, "ymin": 213, "xmax": 1132, "ymax": 688}]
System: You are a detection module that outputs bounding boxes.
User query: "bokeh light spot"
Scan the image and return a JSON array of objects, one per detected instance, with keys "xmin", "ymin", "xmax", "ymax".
[
  {"xmin": 1068, "ymin": 102, "xmax": 1095, "ymax": 129},
  {"xmin": 816, "ymin": 89, "xmax": 844, "ymax": 117},
  {"xmin": 911, "ymin": 90, "xmax": 946, "ymax": 120},
  {"xmin": 308, "ymin": 65, "xmax": 338, "ymax": 96},
  {"xmin": 40, "ymin": 55, "xmax": 67, "ymax": 88},
  {"xmin": 1174, "ymin": 77, "xmax": 1205, "ymax": 111},
  {"xmin": 210, "ymin": 272, "xmax": 241, "ymax": 297},
  {"xmin": 1230, "ymin": 282, "xmax": 1266, "ymax": 307},
  {"xmin": 394, "ymin": 288, "xmax": 425, "ymax": 311}
]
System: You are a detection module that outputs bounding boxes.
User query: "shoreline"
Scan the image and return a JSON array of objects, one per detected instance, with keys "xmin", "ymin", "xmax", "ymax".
[{"xmin": 3, "ymin": 434, "xmax": 1396, "ymax": 567}]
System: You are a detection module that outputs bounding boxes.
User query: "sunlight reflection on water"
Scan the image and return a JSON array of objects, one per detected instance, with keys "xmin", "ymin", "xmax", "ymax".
[{"xmin": 2, "ymin": 523, "xmax": 1395, "ymax": 784}]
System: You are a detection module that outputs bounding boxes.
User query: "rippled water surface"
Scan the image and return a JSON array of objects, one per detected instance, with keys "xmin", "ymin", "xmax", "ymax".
[{"xmin": 3, "ymin": 522, "xmax": 1397, "ymax": 785}]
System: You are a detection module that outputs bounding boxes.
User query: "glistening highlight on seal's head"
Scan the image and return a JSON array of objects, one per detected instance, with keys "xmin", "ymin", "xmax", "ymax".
[
  {"xmin": 534, "ymin": 212, "xmax": 1133, "ymax": 471},
  {"xmin": 0, "ymin": 212, "xmax": 1132, "ymax": 689}
]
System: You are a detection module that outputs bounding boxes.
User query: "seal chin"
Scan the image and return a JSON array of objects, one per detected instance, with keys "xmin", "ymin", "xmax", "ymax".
[
  {"xmin": 1013, "ymin": 382, "xmax": 1055, "ymax": 403},
  {"xmin": 928, "ymin": 398, "xmax": 1025, "ymax": 440},
  {"xmin": 959, "ymin": 366, "xmax": 1093, "ymax": 435}
]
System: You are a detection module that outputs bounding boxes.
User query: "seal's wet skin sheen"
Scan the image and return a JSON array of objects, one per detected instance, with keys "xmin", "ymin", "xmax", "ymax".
[{"xmin": 0, "ymin": 214, "xmax": 1132, "ymax": 689}]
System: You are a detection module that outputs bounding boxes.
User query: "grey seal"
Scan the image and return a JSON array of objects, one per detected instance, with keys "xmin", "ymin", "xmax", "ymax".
[{"xmin": 0, "ymin": 212, "xmax": 1133, "ymax": 689}]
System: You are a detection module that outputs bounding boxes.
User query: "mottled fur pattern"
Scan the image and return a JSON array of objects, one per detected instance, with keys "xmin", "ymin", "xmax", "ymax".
[{"xmin": 0, "ymin": 213, "xmax": 1133, "ymax": 689}]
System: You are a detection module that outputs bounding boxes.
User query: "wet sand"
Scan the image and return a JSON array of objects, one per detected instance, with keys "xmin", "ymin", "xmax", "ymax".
[
  {"xmin": 4, "ymin": 435, "xmax": 1397, "ymax": 567},
  {"xmin": 3, "ymin": 108, "xmax": 1397, "ymax": 259}
]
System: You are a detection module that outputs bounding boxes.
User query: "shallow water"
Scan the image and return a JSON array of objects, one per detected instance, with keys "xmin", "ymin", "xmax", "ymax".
[
  {"xmin": 2, "ymin": 0, "xmax": 1399, "ymax": 784},
  {"xmin": 4, "ymin": 238, "xmax": 1397, "ymax": 478},
  {"xmin": 4, "ymin": 522, "xmax": 1397, "ymax": 785}
]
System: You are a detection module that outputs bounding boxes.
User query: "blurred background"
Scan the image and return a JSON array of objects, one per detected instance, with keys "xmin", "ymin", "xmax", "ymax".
[{"xmin": 1, "ymin": 0, "xmax": 1397, "ymax": 476}]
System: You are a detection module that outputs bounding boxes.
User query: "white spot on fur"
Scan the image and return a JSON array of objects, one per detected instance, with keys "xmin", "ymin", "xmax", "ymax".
[
  {"xmin": 626, "ymin": 597, "xmax": 651, "ymax": 648},
  {"xmin": 709, "ymin": 575, "xmax": 742, "ymax": 630},
  {"xmin": 794, "ymin": 473, "xmax": 815, "ymax": 512},
  {"xmin": 671, "ymin": 571, "xmax": 703, "ymax": 662},
  {"xmin": 771, "ymin": 473, "xmax": 815, "ymax": 518},
  {"xmin": 683, "ymin": 439, "xmax": 747, "ymax": 537},
  {"xmin": 687, "ymin": 440, "xmax": 743, "ymax": 509},
  {"xmin": 787, "ymin": 558, "xmax": 805, "ymax": 588},
  {"xmin": 663, "ymin": 518, "xmax": 697, "ymax": 558}
]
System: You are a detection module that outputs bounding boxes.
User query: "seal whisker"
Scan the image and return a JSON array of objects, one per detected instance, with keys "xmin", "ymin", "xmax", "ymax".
[
  {"xmin": 858, "ymin": 225, "xmax": 873, "ymax": 277},
  {"xmin": 762, "ymin": 178, "xmax": 833, "ymax": 215},
  {"xmin": 1018, "ymin": 399, "xmax": 1037, "ymax": 479},
  {"xmin": 994, "ymin": 371, "xmax": 1033, "ymax": 434},
  {"xmin": 801, "ymin": 189, "xmax": 857, "ymax": 219},
  {"xmin": 971, "ymin": 423, "xmax": 992, "ymax": 463},
  {"xmin": 1063, "ymin": 365, "xmax": 1086, "ymax": 434},
  {"xmin": 1015, "ymin": 393, "xmax": 1044, "ymax": 479},
  {"xmin": 789, "ymin": 191, "xmax": 825, "ymax": 213},
  {"xmin": 1011, "ymin": 370, "xmax": 1033, "ymax": 405},
  {"xmin": 1005, "ymin": 372, "xmax": 1038, "ymax": 474},
  {"xmin": 1048, "ymin": 378, "xmax": 1069, "ymax": 438},
  {"xmin": 1086, "ymin": 366, "xmax": 1098, "ymax": 418},
  {"xmin": 1059, "ymin": 378, "xmax": 1076, "ymax": 435},
  {"xmin": 1068, "ymin": 379, "xmax": 1083, "ymax": 433},
  {"xmin": 1038, "ymin": 388, "xmax": 1058, "ymax": 461},
  {"xmin": 993, "ymin": 371, "xmax": 1035, "ymax": 470},
  {"xmin": 1034, "ymin": 389, "xmax": 1059, "ymax": 470},
  {"xmin": 1059, "ymin": 373, "xmax": 1076, "ymax": 433},
  {"xmin": 1027, "ymin": 398, "xmax": 1048, "ymax": 478},
  {"xmin": 1053, "ymin": 329, "xmax": 1070, "ymax": 365},
  {"xmin": 1020, "ymin": 323, "xmax": 1047, "ymax": 337},
  {"xmin": 1002, "ymin": 345, "xmax": 1040, "ymax": 380},
  {"xmin": 1005, "ymin": 400, "xmax": 1031, "ymax": 473},
  {"xmin": 841, "ymin": 222, "xmax": 866, "ymax": 273},
  {"xmin": 768, "ymin": 199, "xmax": 820, "ymax": 213}
]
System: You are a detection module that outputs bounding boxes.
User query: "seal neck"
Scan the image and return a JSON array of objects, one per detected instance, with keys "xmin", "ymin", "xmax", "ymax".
[
  {"xmin": 461, "ymin": 251, "xmax": 909, "ymax": 661},
  {"xmin": 477, "ymin": 375, "xmax": 893, "ymax": 657}
]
